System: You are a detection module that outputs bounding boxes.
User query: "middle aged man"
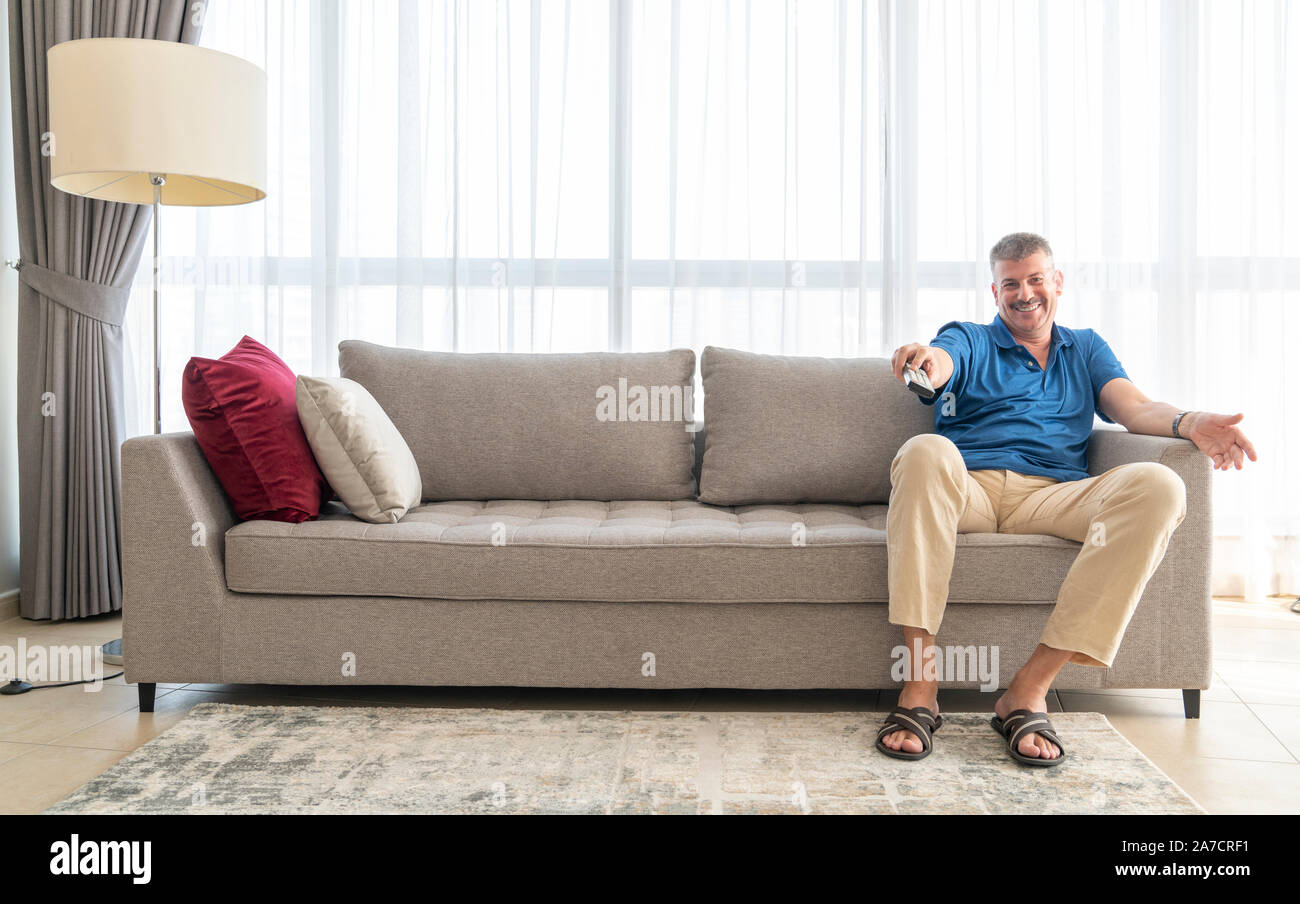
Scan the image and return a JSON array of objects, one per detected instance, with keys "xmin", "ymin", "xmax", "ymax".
[{"xmin": 876, "ymin": 232, "xmax": 1257, "ymax": 767}]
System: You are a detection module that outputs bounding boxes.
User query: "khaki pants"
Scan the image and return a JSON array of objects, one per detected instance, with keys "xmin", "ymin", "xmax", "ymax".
[{"xmin": 886, "ymin": 433, "xmax": 1188, "ymax": 667}]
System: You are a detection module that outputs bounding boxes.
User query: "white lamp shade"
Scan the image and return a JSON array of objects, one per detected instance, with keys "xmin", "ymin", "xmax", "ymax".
[{"xmin": 47, "ymin": 38, "xmax": 266, "ymax": 206}]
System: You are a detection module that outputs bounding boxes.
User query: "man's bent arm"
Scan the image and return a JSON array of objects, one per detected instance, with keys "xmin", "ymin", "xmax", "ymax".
[
  {"xmin": 1122, "ymin": 401, "xmax": 1199, "ymax": 438},
  {"xmin": 1100, "ymin": 377, "xmax": 1257, "ymax": 470},
  {"xmin": 928, "ymin": 347, "xmax": 955, "ymax": 391},
  {"xmin": 1098, "ymin": 377, "xmax": 1197, "ymax": 438}
]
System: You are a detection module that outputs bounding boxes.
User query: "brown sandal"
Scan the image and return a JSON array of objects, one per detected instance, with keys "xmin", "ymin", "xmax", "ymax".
[
  {"xmin": 875, "ymin": 706, "xmax": 943, "ymax": 761},
  {"xmin": 990, "ymin": 710, "xmax": 1068, "ymax": 767}
]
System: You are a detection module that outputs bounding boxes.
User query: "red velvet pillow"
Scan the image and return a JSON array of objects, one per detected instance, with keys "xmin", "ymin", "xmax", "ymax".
[{"xmin": 182, "ymin": 336, "xmax": 328, "ymax": 522}]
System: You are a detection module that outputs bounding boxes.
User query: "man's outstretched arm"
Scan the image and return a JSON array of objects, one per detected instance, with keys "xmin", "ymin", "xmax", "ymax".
[{"xmin": 1098, "ymin": 377, "xmax": 1258, "ymax": 471}]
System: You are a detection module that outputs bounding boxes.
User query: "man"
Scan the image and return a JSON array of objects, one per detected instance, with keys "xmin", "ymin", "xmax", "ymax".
[{"xmin": 876, "ymin": 232, "xmax": 1257, "ymax": 766}]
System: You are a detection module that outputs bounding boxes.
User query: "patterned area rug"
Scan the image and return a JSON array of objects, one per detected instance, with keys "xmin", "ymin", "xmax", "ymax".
[{"xmin": 47, "ymin": 704, "xmax": 1203, "ymax": 814}]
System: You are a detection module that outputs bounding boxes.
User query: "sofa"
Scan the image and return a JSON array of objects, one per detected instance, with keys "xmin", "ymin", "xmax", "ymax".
[{"xmin": 121, "ymin": 343, "xmax": 1212, "ymax": 718}]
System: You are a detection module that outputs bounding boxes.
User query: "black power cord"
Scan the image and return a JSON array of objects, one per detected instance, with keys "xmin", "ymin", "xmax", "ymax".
[{"xmin": 2, "ymin": 672, "xmax": 124, "ymax": 694}]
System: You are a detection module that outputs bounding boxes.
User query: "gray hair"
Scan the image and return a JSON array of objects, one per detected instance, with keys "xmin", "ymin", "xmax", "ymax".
[{"xmin": 989, "ymin": 232, "xmax": 1054, "ymax": 274}]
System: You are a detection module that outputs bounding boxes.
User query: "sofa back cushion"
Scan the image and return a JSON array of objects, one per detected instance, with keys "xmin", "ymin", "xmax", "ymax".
[
  {"xmin": 339, "ymin": 341, "xmax": 698, "ymax": 501},
  {"xmin": 698, "ymin": 346, "xmax": 933, "ymax": 505}
]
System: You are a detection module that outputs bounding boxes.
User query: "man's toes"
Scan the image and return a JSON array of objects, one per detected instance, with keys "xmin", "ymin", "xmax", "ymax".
[
  {"xmin": 884, "ymin": 729, "xmax": 922, "ymax": 753},
  {"xmin": 1017, "ymin": 732, "xmax": 1059, "ymax": 759}
]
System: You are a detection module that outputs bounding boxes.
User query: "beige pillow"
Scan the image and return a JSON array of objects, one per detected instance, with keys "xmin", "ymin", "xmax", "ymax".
[{"xmin": 295, "ymin": 375, "xmax": 422, "ymax": 523}]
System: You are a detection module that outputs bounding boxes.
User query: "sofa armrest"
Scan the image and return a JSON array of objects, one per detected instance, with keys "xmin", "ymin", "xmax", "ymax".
[
  {"xmin": 1086, "ymin": 425, "xmax": 1214, "ymax": 688},
  {"xmin": 1086, "ymin": 425, "xmax": 1211, "ymax": 540},
  {"xmin": 121, "ymin": 432, "xmax": 235, "ymax": 683},
  {"xmin": 1088, "ymin": 424, "xmax": 1195, "ymax": 475}
]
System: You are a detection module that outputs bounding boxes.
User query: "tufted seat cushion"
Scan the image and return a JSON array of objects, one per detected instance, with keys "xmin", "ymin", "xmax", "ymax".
[{"xmin": 224, "ymin": 499, "xmax": 1083, "ymax": 603}]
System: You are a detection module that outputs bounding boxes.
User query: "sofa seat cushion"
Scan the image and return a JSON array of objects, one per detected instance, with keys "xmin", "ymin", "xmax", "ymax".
[{"xmin": 224, "ymin": 500, "xmax": 1083, "ymax": 604}]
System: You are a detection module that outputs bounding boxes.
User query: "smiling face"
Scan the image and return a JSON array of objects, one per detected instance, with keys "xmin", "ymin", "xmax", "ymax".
[{"xmin": 990, "ymin": 250, "xmax": 1063, "ymax": 344}]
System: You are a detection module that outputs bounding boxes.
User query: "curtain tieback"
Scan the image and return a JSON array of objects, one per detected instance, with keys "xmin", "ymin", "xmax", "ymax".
[{"xmin": 17, "ymin": 260, "xmax": 132, "ymax": 327}]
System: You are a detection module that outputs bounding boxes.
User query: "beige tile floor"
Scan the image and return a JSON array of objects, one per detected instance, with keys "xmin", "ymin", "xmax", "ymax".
[{"xmin": 1, "ymin": 597, "xmax": 1297, "ymax": 815}]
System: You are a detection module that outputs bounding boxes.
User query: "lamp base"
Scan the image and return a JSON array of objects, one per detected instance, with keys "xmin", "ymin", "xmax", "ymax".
[{"xmin": 102, "ymin": 637, "xmax": 123, "ymax": 666}]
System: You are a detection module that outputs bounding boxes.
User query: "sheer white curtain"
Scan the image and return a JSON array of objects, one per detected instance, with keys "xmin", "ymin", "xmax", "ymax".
[{"xmin": 123, "ymin": 0, "xmax": 1298, "ymax": 598}]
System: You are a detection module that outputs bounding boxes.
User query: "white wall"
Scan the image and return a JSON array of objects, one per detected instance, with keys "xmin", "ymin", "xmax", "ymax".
[{"xmin": 0, "ymin": 10, "xmax": 22, "ymax": 599}]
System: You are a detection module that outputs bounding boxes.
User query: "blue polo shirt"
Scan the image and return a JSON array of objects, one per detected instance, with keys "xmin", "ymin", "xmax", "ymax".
[{"xmin": 918, "ymin": 314, "xmax": 1130, "ymax": 483}]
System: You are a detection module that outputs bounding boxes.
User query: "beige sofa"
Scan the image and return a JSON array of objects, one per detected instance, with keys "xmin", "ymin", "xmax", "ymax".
[{"xmin": 122, "ymin": 344, "xmax": 1212, "ymax": 718}]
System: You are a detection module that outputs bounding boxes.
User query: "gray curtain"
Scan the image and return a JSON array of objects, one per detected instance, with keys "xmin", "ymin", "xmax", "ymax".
[{"xmin": 8, "ymin": 0, "xmax": 203, "ymax": 620}]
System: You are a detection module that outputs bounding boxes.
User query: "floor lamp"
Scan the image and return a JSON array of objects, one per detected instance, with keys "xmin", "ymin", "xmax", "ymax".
[{"xmin": 46, "ymin": 38, "xmax": 267, "ymax": 667}]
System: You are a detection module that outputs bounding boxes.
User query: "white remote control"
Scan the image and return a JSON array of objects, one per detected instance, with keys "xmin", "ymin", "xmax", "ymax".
[{"xmin": 903, "ymin": 364, "xmax": 935, "ymax": 400}]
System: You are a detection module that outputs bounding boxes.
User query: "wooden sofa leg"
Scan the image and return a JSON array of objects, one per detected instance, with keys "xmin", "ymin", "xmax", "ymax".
[
  {"xmin": 138, "ymin": 683, "xmax": 156, "ymax": 713},
  {"xmin": 1182, "ymin": 688, "xmax": 1200, "ymax": 719}
]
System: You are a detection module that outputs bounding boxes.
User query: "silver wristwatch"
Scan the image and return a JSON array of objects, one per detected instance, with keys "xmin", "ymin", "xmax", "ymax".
[{"xmin": 1172, "ymin": 411, "xmax": 1191, "ymax": 439}]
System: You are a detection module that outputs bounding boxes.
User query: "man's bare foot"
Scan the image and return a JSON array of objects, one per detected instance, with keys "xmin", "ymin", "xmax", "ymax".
[
  {"xmin": 879, "ymin": 685, "xmax": 940, "ymax": 756},
  {"xmin": 993, "ymin": 692, "xmax": 1061, "ymax": 760}
]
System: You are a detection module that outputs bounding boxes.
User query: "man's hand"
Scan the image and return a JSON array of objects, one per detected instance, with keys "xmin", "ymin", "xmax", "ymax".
[
  {"xmin": 1184, "ymin": 412, "xmax": 1258, "ymax": 471},
  {"xmin": 891, "ymin": 343, "xmax": 952, "ymax": 389}
]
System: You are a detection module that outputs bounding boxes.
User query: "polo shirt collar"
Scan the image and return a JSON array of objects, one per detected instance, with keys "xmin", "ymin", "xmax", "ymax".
[{"xmin": 990, "ymin": 313, "xmax": 1074, "ymax": 350}]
